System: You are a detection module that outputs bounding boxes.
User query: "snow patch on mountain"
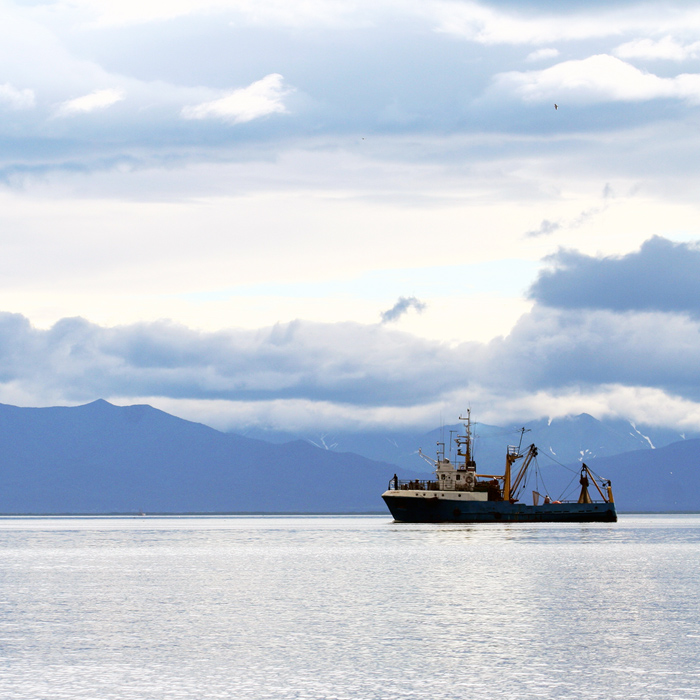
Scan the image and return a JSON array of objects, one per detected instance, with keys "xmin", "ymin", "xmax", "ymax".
[{"xmin": 630, "ymin": 422, "xmax": 655, "ymax": 449}]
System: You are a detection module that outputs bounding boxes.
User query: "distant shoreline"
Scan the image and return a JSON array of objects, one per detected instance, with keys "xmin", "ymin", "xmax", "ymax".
[
  {"xmin": 0, "ymin": 511, "xmax": 389, "ymax": 517},
  {"xmin": 0, "ymin": 511, "xmax": 698, "ymax": 517}
]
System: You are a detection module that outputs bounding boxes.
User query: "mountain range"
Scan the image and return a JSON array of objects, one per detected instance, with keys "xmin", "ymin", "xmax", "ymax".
[
  {"xmin": 0, "ymin": 400, "xmax": 414, "ymax": 514},
  {"xmin": 0, "ymin": 400, "xmax": 698, "ymax": 513},
  {"xmin": 241, "ymin": 413, "xmax": 699, "ymax": 474}
]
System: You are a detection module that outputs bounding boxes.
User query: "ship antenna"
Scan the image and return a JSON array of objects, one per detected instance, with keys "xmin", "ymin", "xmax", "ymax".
[
  {"xmin": 457, "ymin": 409, "xmax": 475, "ymax": 468},
  {"xmin": 449, "ymin": 429, "xmax": 457, "ymax": 461},
  {"xmin": 516, "ymin": 426, "xmax": 531, "ymax": 454}
]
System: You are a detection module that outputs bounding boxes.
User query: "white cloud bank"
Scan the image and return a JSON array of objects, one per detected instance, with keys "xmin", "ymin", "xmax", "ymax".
[
  {"xmin": 433, "ymin": 2, "xmax": 613, "ymax": 45},
  {"xmin": 56, "ymin": 88, "xmax": 126, "ymax": 116},
  {"xmin": 0, "ymin": 82, "xmax": 35, "ymax": 109},
  {"xmin": 5, "ymin": 299, "xmax": 700, "ymax": 432},
  {"xmin": 614, "ymin": 36, "xmax": 700, "ymax": 61},
  {"xmin": 54, "ymin": 0, "xmax": 700, "ymax": 46},
  {"xmin": 432, "ymin": 2, "xmax": 700, "ymax": 46},
  {"xmin": 496, "ymin": 54, "xmax": 700, "ymax": 104},
  {"xmin": 181, "ymin": 73, "xmax": 291, "ymax": 124}
]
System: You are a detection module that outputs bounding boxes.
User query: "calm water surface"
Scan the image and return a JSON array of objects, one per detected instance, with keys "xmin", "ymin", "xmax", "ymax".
[{"xmin": 0, "ymin": 514, "xmax": 698, "ymax": 699}]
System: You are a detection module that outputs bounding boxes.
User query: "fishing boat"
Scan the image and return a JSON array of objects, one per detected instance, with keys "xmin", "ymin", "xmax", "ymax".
[{"xmin": 382, "ymin": 411, "xmax": 617, "ymax": 523}]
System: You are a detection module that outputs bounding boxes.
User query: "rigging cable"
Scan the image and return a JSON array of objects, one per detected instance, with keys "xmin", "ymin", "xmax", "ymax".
[
  {"xmin": 534, "ymin": 460, "xmax": 551, "ymax": 499},
  {"xmin": 537, "ymin": 450, "xmax": 580, "ymax": 474},
  {"xmin": 536, "ymin": 450, "xmax": 582, "ymax": 500},
  {"xmin": 559, "ymin": 475, "xmax": 580, "ymax": 502}
]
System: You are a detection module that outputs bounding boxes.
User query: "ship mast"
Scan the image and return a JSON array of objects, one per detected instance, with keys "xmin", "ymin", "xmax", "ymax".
[
  {"xmin": 457, "ymin": 409, "xmax": 476, "ymax": 471},
  {"xmin": 503, "ymin": 427, "xmax": 530, "ymax": 501}
]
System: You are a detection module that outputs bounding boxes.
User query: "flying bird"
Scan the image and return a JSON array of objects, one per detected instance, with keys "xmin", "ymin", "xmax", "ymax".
[{"xmin": 554, "ymin": 104, "xmax": 558, "ymax": 110}]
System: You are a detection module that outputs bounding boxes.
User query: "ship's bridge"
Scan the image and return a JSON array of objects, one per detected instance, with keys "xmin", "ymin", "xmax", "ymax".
[{"xmin": 434, "ymin": 458, "xmax": 476, "ymax": 491}]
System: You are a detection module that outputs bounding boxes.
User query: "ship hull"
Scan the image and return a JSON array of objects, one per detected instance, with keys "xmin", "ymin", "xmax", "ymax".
[{"xmin": 382, "ymin": 492, "xmax": 617, "ymax": 523}]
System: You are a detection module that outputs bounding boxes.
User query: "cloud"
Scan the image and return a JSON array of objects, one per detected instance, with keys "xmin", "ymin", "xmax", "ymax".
[
  {"xmin": 525, "ymin": 219, "xmax": 560, "ymax": 238},
  {"xmin": 0, "ymin": 313, "xmax": 469, "ymax": 408},
  {"xmin": 480, "ymin": 304, "xmax": 700, "ymax": 403},
  {"xmin": 6, "ymin": 249, "xmax": 700, "ymax": 429},
  {"xmin": 56, "ymin": 88, "xmax": 126, "ymax": 116},
  {"xmin": 120, "ymin": 383, "xmax": 700, "ymax": 435},
  {"xmin": 181, "ymin": 74, "xmax": 291, "ymax": 124},
  {"xmin": 4, "ymin": 1, "xmax": 700, "ymax": 435},
  {"xmin": 60, "ymin": 0, "xmax": 371, "ymax": 29},
  {"xmin": 614, "ymin": 36, "xmax": 700, "ymax": 61},
  {"xmin": 432, "ymin": 2, "xmax": 619, "ymax": 45},
  {"xmin": 5, "ymin": 297, "xmax": 700, "ymax": 428},
  {"xmin": 570, "ymin": 204, "xmax": 605, "ymax": 228},
  {"xmin": 3, "ymin": 1, "xmax": 700, "ymax": 180},
  {"xmin": 25, "ymin": 0, "xmax": 700, "ymax": 41},
  {"xmin": 526, "ymin": 48, "xmax": 560, "ymax": 62},
  {"xmin": 429, "ymin": 2, "xmax": 700, "ymax": 46},
  {"xmin": 528, "ymin": 236, "xmax": 700, "ymax": 315},
  {"xmin": 380, "ymin": 296, "xmax": 427, "ymax": 323},
  {"xmin": 524, "ymin": 185, "xmax": 612, "ymax": 238},
  {"xmin": 495, "ymin": 54, "xmax": 700, "ymax": 104},
  {"xmin": 0, "ymin": 83, "xmax": 35, "ymax": 110}
]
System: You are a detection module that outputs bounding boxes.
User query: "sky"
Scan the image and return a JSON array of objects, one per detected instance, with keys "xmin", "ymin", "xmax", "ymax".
[{"xmin": 1, "ymin": 0, "xmax": 700, "ymax": 432}]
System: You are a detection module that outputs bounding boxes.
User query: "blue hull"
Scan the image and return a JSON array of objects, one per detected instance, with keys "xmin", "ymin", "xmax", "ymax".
[{"xmin": 383, "ymin": 495, "xmax": 617, "ymax": 523}]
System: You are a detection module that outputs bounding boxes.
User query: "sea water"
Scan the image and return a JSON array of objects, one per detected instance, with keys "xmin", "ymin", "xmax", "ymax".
[{"xmin": 0, "ymin": 514, "xmax": 698, "ymax": 700}]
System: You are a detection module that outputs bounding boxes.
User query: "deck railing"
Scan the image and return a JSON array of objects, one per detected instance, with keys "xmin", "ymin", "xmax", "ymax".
[
  {"xmin": 386, "ymin": 478, "xmax": 607, "ymax": 503},
  {"xmin": 387, "ymin": 479, "xmax": 440, "ymax": 491}
]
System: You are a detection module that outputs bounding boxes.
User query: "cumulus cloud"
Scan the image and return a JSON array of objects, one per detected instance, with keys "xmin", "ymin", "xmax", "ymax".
[
  {"xmin": 6, "ymin": 265, "xmax": 700, "ymax": 429},
  {"xmin": 0, "ymin": 313, "xmax": 469, "ymax": 408},
  {"xmin": 3, "ymin": 0, "xmax": 700, "ymax": 178},
  {"xmin": 614, "ymin": 36, "xmax": 700, "ymax": 61},
  {"xmin": 528, "ymin": 236, "xmax": 700, "ymax": 315},
  {"xmin": 4, "ymin": 298, "xmax": 700, "ymax": 424},
  {"xmin": 181, "ymin": 74, "xmax": 291, "ymax": 124},
  {"xmin": 56, "ymin": 88, "xmax": 125, "ymax": 116},
  {"xmin": 0, "ymin": 83, "xmax": 35, "ymax": 110},
  {"xmin": 495, "ymin": 54, "xmax": 700, "ymax": 104},
  {"xmin": 482, "ymin": 304, "xmax": 700, "ymax": 402},
  {"xmin": 380, "ymin": 296, "xmax": 427, "ymax": 323}
]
